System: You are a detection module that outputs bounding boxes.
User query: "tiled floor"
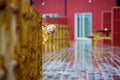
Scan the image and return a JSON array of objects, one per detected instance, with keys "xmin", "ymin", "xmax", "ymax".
[{"xmin": 42, "ymin": 39, "xmax": 120, "ymax": 80}]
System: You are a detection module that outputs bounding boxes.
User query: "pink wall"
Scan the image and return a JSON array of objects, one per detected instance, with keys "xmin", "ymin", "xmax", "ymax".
[
  {"xmin": 33, "ymin": 0, "xmax": 116, "ymax": 40},
  {"xmin": 33, "ymin": 0, "xmax": 65, "ymax": 16},
  {"xmin": 42, "ymin": 18, "xmax": 67, "ymax": 25}
]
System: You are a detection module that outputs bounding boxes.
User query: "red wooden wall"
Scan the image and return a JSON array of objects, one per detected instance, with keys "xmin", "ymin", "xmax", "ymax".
[
  {"xmin": 33, "ymin": 0, "xmax": 116, "ymax": 40},
  {"xmin": 112, "ymin": 7, "xmax": 120, "ymax": 46}
]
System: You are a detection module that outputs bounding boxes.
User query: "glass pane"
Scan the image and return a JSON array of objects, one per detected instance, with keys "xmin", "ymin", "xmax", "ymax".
[
  {"xmin": 77, "ymin": 14, "xmax": 80, "ymax": 37},
  {"xmin": 85, "ymin": 14, "xmax": 91, "ymax": 37}
]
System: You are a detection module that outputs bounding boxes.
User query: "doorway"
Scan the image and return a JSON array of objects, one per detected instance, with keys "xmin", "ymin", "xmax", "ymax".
[{"xmin": 75, "ymin": 13, "xmax": 92, "ymax": 40}]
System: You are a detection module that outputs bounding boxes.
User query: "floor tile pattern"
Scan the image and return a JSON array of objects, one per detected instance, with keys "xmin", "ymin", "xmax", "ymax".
[{"xmin": 42, "ymin": 39, "xmax": 120, "ymax": 80}]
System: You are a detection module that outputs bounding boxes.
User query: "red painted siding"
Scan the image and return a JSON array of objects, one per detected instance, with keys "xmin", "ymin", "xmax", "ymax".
[{"xmin": 33, "ymin": 0, "xmax": 116, "ymax": 40}]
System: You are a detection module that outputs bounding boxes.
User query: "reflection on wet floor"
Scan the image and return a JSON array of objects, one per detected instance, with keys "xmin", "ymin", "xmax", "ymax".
[{"xmin": 42, "ymin": 39, "xmax": 120, "ymax": 80}]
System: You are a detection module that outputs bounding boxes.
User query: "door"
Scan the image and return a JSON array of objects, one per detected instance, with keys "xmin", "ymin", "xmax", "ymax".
[{"xmin": 75, "ymin": 13, "xmax": 92, "ymax": 40}]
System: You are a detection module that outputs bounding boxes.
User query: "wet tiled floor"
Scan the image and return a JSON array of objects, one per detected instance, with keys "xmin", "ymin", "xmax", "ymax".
[{"xmin": 42, "ymin": 39, "xmax": 120, "ymax": 80}]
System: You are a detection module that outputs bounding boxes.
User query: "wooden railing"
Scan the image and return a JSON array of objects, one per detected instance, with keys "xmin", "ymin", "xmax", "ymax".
[
  {"xmin": 0, "ymin": 0, "xmax": 42, "ymax": 80},
  {"xmin": 43, "ymin": 24, "xmax": 70, "ymax": 54}
]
